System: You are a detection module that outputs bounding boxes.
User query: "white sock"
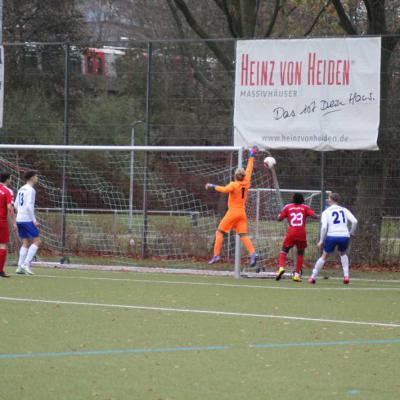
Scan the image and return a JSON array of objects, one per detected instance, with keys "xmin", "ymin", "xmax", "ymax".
[
  {"xmin": 24, "ymin": 244, "xmax": 39, "ymax": 266},
  {"xmin": 18, "ymin": 246, "xmax": 29, "ymax": 267},
  {"xmin": 312, "ymin": 258, "xmax": 325, "ymax": 279},
  {"xmin": 341, "ymin": 255, "xmax": 349, "ymax": 277}
]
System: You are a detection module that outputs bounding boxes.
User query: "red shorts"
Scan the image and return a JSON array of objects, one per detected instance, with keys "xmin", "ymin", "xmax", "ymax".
[
  {"xmin": 283, "ymin": 235, "xmax": 307, "ymax": 251},
  {"xmin": 0, "ymin": 221, "xmax": 10, "ymax": 244}
]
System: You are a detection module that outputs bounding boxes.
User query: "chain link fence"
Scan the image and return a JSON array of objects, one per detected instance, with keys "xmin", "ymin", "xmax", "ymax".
[{"xmin": 1, "ymin": 38, "xmax": 399, "ymax": 266}]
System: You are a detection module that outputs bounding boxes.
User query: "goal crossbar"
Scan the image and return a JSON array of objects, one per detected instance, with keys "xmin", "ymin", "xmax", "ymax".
[{"xmin": 0, "ymin": 144, "xmax": 242, "ymax": 152}]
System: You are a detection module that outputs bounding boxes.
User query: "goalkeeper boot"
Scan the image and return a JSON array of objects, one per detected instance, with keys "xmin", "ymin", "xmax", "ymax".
[
  {"xmin": 292, "ymin": 273, "xmax": 302, "ymax": 282},
  {"xmin": 249, "ymin": 253, "xmax": 258, "ymax": 268},
  {"xmin": 343, "ymin": 276, "xmax": 350, "ymax": 285},
  {"xmin": 275, "ymin": 267, "xmax": 285, "ymax": 281},
  {"xmin": 208, "ymin": 255, "xmax": 221, "ymax": 265},
  {"xmin": 0, "ymin": 271, "xmax": 10, "ymax": 278},
  {"xmin": 308, "ymin": 277, "xmax": 316, "ymax": 284}
]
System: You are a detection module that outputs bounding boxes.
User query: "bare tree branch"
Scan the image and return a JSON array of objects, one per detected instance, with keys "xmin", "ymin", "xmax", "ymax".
[
  {"xmin": 304, "ymin": 0, "xmax": 332, "ymax": 37},
  {"xmin": 331, "ymin": 0, "xmax": 357, "ymax": 35},
  {"xmin": 166, "ymin": 0, "xmax": 230, "ymax": 98},
  {"xmin": 172, "ymin": 0, "xmax": 233, "ymax": 72},
  {"xmin": 213, "ymin": 0, "xmax": 239, "ymax": 37},
  {"xmin": 264, "ymin": 0, "xmax": 280, "ymax": 37}
]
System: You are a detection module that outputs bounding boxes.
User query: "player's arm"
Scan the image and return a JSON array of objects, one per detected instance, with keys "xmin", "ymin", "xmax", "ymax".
[
  {"xmin": 243, "ymin": 146, "xmax": 257, "ymax": 184},
  {"xmin": 317, "ymin": 212, "xmax": 328, "ymax": 247},
  {"xmin": 346, "ymin": 209, "xmax": 358, "ymax": 236},
  {"xmin": 7, "ymin": 203, "xmax": 17, "ymax": 232},
  {"xmin": 27, "ymin": 189, "xmax": 38, "ymax": 225},
  {"xmin": 6, "ymin": 191, "xmax": 17, "ymax": 231},
  {"xmin": 307, "ymin": 206, "xmax": 320, "ymax": 220},
  {"xmin": 277, "ymin": 206, "xmax": 288, "ymax": 221},
  {"xmin": 206, "ymin": 182, "xmax": 235, "ymax": 193}
]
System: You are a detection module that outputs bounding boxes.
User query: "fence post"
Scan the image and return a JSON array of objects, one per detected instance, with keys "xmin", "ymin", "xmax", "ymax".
[
  {"xmin": 320, "ymin": 152, "xmax": 326, "ymax": 213},
  {"xmin": 60, "ymin": 43, "xmax": 70, "ymax": 262},
  {"xmin": 141, "ymin": 42, "xmax": 152, "ymax": 258},
  {"xmin": 234, "ymin": 147, "xmax": 243, "ymax": 279}
]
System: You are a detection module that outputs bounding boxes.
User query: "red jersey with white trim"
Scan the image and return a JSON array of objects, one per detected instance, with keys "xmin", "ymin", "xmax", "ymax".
[
  {"xmin": 0, "ymin": 184, "xmax": 13, "ymax": 222},
  {"xmin": 278, "ymin": 203, "xmax": 315, "ymax": 240}
]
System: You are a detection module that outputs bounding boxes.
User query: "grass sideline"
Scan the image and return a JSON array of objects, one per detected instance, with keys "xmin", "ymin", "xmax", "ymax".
[{"xmin": 1, "ymin": 267, "xmax": 400, "ymax": 400}]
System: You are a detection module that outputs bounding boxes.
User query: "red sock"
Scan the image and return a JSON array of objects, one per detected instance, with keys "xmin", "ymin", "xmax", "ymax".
[
  {"xmin": 296, "ymin": 254, "xmax": 304, "ymax": 274},
  {"xmin": 0, "ymin": 249, "xmax": 7, "ymax": 273},
  {"xmin": 279, "ymin": 251, "xmax": 287, "ymax": 267}
]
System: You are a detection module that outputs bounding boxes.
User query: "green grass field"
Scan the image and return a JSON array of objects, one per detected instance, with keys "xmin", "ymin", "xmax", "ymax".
[{"xmin": 1, "ymin": 268, "xmax": 400, "ymax": 400}]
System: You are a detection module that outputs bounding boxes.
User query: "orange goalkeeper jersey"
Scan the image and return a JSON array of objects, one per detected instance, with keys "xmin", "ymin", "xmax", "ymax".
[{"xmin": 215, "ymin": 157, "xmax": 254, "ymax": 210}]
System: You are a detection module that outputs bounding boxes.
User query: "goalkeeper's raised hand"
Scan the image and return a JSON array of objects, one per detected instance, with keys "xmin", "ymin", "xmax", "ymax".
[
  {"xmin": 249, "ymin": 146, "xmax": 258, "ymax": 157},
  {"xmin": 205, "ymin": 183, "xmax": 216, "ymax": 190}
]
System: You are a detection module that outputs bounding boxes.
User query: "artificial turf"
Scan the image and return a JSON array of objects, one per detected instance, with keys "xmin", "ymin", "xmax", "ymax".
[{"xmin": 1, "ymin": 267, "xmax": 399, "ymax": 400}]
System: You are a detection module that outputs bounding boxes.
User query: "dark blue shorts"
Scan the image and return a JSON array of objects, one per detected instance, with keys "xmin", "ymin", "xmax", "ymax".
[
  {"xmin": 323, "ymin": 236, "xmax": 350, "ymax": 254},
  {"xmin": 17, "ymin": 222, "xmax": 40, "ymax": 239}
]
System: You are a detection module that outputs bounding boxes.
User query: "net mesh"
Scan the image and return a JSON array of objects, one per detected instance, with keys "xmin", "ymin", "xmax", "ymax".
[{"xmin": 0, "ymin": 148, "xmax": 321, "ymax": 272}]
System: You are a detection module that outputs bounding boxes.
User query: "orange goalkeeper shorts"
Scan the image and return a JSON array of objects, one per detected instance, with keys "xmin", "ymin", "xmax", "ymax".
[{"xmin": 218, "ymin": 209, "xmax": 248, "ymax": 235}]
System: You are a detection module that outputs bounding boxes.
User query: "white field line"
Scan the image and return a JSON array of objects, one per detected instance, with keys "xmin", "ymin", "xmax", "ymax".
[
  {"xmin": 32, "ymin": 261, "xmax": 400, "ymax": 284},
  {"xmin": 0, "ymin": 296, "xmax": 399, "ymax": 328},
  {"xmin": 33, "ymin": 274, "xmax": 400, "ymax": 292}
]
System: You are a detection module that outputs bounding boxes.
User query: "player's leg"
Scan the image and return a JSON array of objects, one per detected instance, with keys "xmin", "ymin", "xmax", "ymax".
[
  {"xmin": 236, "ymin": 216, "xmax": 257, "ymax": 267},
  {"xmin": 16, "ymin": 239, "xmax": 29, "ymax": 274},
  {"xmin": 209, "ymin": 211, "xmax": 233, "ymax": 264},
  {"xmin": 21, "ymin": 223, "xmax": 41, "ymax": 275},
  {"xmin": 23, "ymin": 236, "xmax": 41, "ymax": 275},
  {"xmin": 276, "ymin": 235, "xmax": 294, "ymax": 280},
  {"xmin": 208, "ymin": 229, "xmax": 228, "ymax": 264},
  {"xmin": 338, "ymin": 237, "xmax": 351, "ymax": 284},
  {"xmin": 309, "ymin": 237, "xmax": 334, "ymax": 284},
  {"xmin": 293, "ymin": 246, "xmax": 306, "ymax": 282},
  {"xmin": 276, "ymin": 247, "xmax": 291, "ymax": 281},
  {"xmin": 293, "ymin": 246, "xmax": 305, "ymax": 282},
  {"xmin": 0, "ymin": 223, "xmax": 10, "ymax": 278}
]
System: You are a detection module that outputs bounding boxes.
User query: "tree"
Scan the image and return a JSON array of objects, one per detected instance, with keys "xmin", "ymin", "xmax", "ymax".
[
  {"xmin": 4, "ymin": 0, "xmax": 84, "ymax": 42},
  {"xmin": 3, "ymin": 1, "xmax": 85, "ymax": 143}
]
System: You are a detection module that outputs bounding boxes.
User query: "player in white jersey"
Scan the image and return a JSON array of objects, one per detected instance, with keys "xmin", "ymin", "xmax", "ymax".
[
  {"xmin": 15, "ymin": 171, "xmax": 41, "ymax": 275},
  {"xmin": 309, "ymin": 192, "xmax": 357, "ymax": 285}
]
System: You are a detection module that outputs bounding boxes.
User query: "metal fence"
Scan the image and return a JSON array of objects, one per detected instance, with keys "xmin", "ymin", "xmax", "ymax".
[{"xmin": 1, "ymin": 37, "xmax": 400, "ymax": 265}]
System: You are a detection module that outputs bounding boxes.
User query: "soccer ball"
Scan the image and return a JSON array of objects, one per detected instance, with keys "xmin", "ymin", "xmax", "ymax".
[{"xmin": 264, "ymin": 156, "xmax": 277, "ymax": 168}]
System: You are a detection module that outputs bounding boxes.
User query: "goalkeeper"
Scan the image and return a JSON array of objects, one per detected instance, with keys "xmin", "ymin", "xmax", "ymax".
[{"xmin": 206, "ymin": 147, "xmax": 258, "ymax": 268}]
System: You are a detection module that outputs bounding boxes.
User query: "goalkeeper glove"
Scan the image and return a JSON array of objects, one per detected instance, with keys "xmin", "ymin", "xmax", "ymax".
[
  {"xmin": 249, "ymin": 146, "xmax": 258, "ymax": 157},
  {"xmin": 205, "ymin": 183, "xmax": 216, "ymax": 190}
]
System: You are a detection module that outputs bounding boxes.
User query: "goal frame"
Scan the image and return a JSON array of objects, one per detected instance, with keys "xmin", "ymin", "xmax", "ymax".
[{"xmin": 0, "ymin": 144, "xmax": 248, "ymax": 278}]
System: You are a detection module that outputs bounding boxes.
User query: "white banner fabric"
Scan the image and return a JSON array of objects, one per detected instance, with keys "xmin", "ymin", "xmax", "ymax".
[{"xmin": 234, "ymin": 37, "xmax": 381, "ymax": 151}]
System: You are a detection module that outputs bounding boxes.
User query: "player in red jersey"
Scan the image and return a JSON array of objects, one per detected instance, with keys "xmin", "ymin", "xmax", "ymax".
[
  {"xmin": 275, "ymin": 193, "xmax": 318, "ymax": 282},
  {"xmin": 0, "ymin": 172, "xmax": 17, "ymax": 278}
]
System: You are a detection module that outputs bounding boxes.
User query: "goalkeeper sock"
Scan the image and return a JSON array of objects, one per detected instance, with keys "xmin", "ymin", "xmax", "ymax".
[
  {"xmin": 312, "ymin": 257, "xmax": 325, "ymax": 279},
  {"xmin": 340, "ymin": 254, "xmax": 349, "ymax": 277},
  {"xmin": 18, "ymin": 246, "xmax": 28, "ymax": 267},
  {"xmin": 213, "ymin": 231, "xmax": 224, "ymax": 256},
  {"xmin": 24, "ymin": 244, "xmax": 39, "ymax": 266},
  {"xmin": 295, "ymin": 254, "xmax": 304, "ymax": 274},
  {"xmin": 240, "ymin": 236, "xmax": 255, "ymax": 255},
  {"xmin": 279, "ymin": 251, "xmax": 287, "ymax": 267},
  {"xmin": 0, "ymin": 249, "xmax": 6, "ymax": 272}
]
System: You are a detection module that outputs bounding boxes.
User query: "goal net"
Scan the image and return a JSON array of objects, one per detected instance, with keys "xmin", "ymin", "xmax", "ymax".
[{"xmin": 0, "ymin": 145, "xmax": 319, "ymax": 276}]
